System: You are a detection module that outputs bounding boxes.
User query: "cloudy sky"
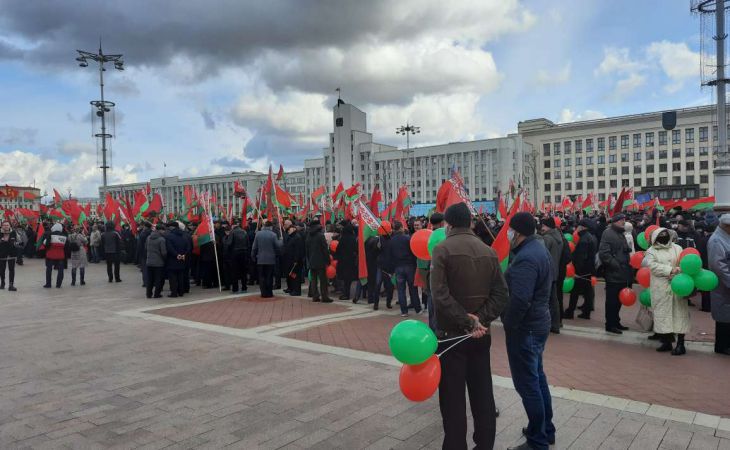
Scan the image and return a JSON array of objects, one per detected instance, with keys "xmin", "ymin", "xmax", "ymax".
[{"xmin": 0, "ymin": 0, "xmax": 711, "ymax": 196}]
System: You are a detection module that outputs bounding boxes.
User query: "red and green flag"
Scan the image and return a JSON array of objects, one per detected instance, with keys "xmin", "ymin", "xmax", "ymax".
[
  {"xmin": 582, "ymin": 193, "xmax": 594, "ymax": 213},
  {"xmin": 491, "ymin": 194, "xmax": 521, "ymax": 272},
  {"xmin": 357, "ymin": 200, "xmax": 381, "ymax": 284}
]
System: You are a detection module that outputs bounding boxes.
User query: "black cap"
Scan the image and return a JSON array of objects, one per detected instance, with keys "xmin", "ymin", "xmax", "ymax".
[
  {"xmin": 540, "ymin": 217, "xmax": 556, "ymax": 228},
  {"xmin": 510, "ymin": 212, "xmax": 536, "ymax": 236},
  {"xmin": 444, "ymin": 203, "xmax": 471, "ymax": 228},
  {"xmin": 430, "ymin": 212, "xmax": 445, "ymax": 225},
  {"xmin": 612, "ymin": 214, "xmax": 626, "ymax": 222},
  {"xmin": 578, "ymin": 219, "xmax": 593, "ymax": 229}
]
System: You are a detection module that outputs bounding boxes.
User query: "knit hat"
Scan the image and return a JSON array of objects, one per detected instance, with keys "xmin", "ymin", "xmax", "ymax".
[
  {"xmin": 444, "ymin": 202, "xmax": 471, "ymax": 228},
  {"xmin": 540, "ymin": 217, "xmax": 556, "ymax": 229},
  {"xmin": 51, "ymin": 223, "xmax": 63, "ymax": 233},
  {"xmin": 510, "ymin": 212, "xmax": 536, "ymax": 236}
]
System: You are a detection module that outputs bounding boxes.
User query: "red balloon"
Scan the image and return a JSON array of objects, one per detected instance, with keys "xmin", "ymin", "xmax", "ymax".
[
  {"xmin": 630, "ymin": 251, "xmax": 645, "ymax": 269},
  {"xmin": 399, "ymin": 355, "xmax": 441, "ymax": 402},
  {"xmin": 566, "ymin": 263, "xmax": 576, "ymax": 278},
  {"xmin": 568, "ymin": 242, "xmax": 576, "ymax": 253},
  {"xmin": 619, "ymin": 287, "xmax": 637, "ymax": 306},
  {"xmin": 326, "ymin": 265, "xmax": 337, "ymax": 279},
  {"xmin": 410, "ymin": 229, "xmax": 432, "ymax": 260},
  {"xmin": 636, "ymin": 266, "xmax": 651, "ymax": 288},
  {"xmin": 679, "ymin": 248, "xmax": 700, "ymax": 260},
  {"xmin": 572, "ymin": 231, "xmax": 580, "ymax": 245},
  {"xmin": 329, "ymin": 240, "xmax": 339, "ymax": 253},
  {"xmin": 644, "ymin": 225, "xmax": 659, "ymax": 243},
  {"xmin": 590, "ymin": 276, "xmax": 597, "ymax": 287}
]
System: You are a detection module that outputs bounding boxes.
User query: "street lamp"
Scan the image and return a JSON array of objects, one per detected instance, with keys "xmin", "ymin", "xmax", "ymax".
[
  {"xmin": 76, "ymin": 42, "xmax": 124, "ymax": 189},
  {"xmin": 396, "ymin": 123, "xmax": 420, "ymax": 149}
]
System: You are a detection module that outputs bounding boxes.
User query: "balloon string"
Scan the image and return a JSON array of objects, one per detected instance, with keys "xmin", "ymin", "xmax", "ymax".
[
  {"xmin": 437, "ymin": 334, "xmax": 471, "ymax": 343},
  {"xmin": 437, "ymin": 335, "xmax": 471, "ymax": 357}
]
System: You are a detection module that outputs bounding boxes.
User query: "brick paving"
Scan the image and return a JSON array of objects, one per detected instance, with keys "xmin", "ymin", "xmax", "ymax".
[
  {"xmin": 1, "ymin": 259, "xmax": 729, "ymax": 449},
  {"xmin": 150, "ymin": 295, "xmax": 349, "ymax": 329}
]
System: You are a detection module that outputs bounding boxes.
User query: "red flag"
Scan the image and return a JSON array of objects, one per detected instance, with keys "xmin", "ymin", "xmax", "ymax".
[
  {"xmin": 142, "ymin": 194, "xmax": 163, "ymax": 218},
  {"xmin": 276, "ymin": 164, "xmax": 284, "ymax": 181},
  {"xmin": 53, "ymin": 189, "xmax": 63, "ymax": 206},
  {"xmin": 23, "ymin": 191, "xmax": 38, "ymax": 201},
  {"xmin": 369, "ymin": 186, "xmax": 382, "ymax": 214},
  {"xmin": 612, "ymin": 188, "xmax": 626, "ymax": 217}
]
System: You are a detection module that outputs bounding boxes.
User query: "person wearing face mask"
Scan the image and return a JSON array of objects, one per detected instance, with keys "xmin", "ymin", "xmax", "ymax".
[
  {"xmin": 431, "ymin": 202, "xmax": 508, "ymax": 450},
  {"xmin": 599, "ymin": 214, "xmax": 633, "ymax": 334},
  {"xmin": 645, "ymin": 228, "xmax": 688, "ymax": 355},
  {"xmin": 502, "ymin": 212, "xmax": 555, "ymax": 450},
  {"xmin": 0, "ymin": 220, "xmax": 19, "ymax": 291}
]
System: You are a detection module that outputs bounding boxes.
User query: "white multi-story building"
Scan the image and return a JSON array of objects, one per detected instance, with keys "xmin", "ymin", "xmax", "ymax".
[
  {"xmin": 0, "ymin": 186, "xmax": 41, "ymax": 211},
  {"xmin": 518, "ymin": 105, "xmax": 721, "ymax": 205},
  {"xmin": 304, "ymin": 101, "xmax": 528, "ymax": 204},
  {"xmin": 101, "ymin": 170, "xmax": 306, "ymax": 217}
]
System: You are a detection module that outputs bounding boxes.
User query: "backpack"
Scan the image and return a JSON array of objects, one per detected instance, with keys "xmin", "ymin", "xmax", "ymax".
[{"xmin": 69, "ymin": 241, "xmax": 80, "ymax": 252}]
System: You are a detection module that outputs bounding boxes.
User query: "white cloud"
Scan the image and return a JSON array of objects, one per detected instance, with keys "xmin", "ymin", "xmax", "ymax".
[
  {"xmin": 0, "ymin": 150, "xmax": 138, "ymax": 197},
  {"xmin": 646, "ymin": 40, "xmax": 700, "ymax": 93},
  {"xmin": 232, "ymin": 89, "xmax": 330, "ymax": 139},
  {"xmin": 558, "ymin": 108, "xmax": 606, "ymax": 123},
  {"xmin": 595, "ymin": 47, "xmax": 643, "ymax": 76},
  {"xmin": 536, "ymin": 62, "xmax": 571, "ymax": 86},
  {"xmin": 614, "ymin": 73, "xmax": 647, "ymax": 97},
  {"xmin": 57, "ymin": 140, "xmax": 95, "ymax": 156}
]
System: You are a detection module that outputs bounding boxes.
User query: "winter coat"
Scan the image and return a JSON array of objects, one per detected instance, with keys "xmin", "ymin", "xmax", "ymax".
[
  {"xmin": 572, "ymin": 230, "xmax": 597, "ymax": 276},
  {"xmin": 376, "ymin": 235, "xmax": 394, "ymax": 273},
  {"xmin": 165, "ymin": 228, "xmax": 190, "ymax": 270},
  {"xmin": 599, "ymin": 225, "xmax": 633, "ymax": 285},
  {"xmin": 305, "ymin": 224, "xmax": 330, "ymax": 270},
  {"xmin": 708, "ymin": 226, "xmax": 730, "ymax": 323},
  {"xmin": 645, "ymin": 228, "xmax": 688, "ymax": 334},
  {"xmin": 251, "ymin": 227, "xmax": 282, "ymax": 265},
  {"xmin": 44, "ymin": 231, "xmax": 69, "ymax": 261},
  {"xmin": 624, "ymin": 232, "xmax": 636, "ymax": 255},
  {"xmin": 0, "ymin": 231, "xmax": 18, "ymax": 259},
  {"xmin": 68, "ymin": 232, "xmax": 88, "ymax": 269},
  {"xmin": 364, "ymin": 236, "xmax": 381, "ymax": 277},
  {"xmin": 101, "ymin": 229, "xmax": 122, "ymax": 254},
  {"xmin": 388, "ymin": 232, "xmax": 416, "ymax": 268},
  {"xmin": 145, "ymin": 231, "xmax": 167, "ymax": 268},
  {"xmin": 136, "ymin": 228, "xmax": 151, "ymax": 265},
  {"xmin": 502, "ymin": 235, "xmax": 553, "ymax": 333},
  {"xmin": 334, "ymin": 226, "xmax": 358, "ymax": 280},
  {"xmin": 431, "ymin": 227, "xmax": 509, "ymax": 337},
  {"xmin": 541, "ymin": 228, "xmax": 563, "ymax": 282},
  {"xmin": 225, "ymin": 227, "xmax": 249, "ymax": 255},
  {"xmin": 90, "ymin": 230, "xmax": 101, "ymax": 247},
  {"xmin": 282, "ymin": 230, "xmax": 305, "ymax": 275}
]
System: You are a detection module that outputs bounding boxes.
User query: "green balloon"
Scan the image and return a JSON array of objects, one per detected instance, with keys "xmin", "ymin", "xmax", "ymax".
[
  {"xmin": 562, "ymin": 277, "xmax": 575, "ymax": 293},
  {"xmin": 671, "ymin": 273, "xmax": 695, "ymax": 297},
  {"xmin": 679, "ymin": 254, "xmax": 702, "ymax": 276},
  {"xmin": 694, "ymin": 269, "xmax": 719, "ymax": 291},
  {"xmin": 427, "ymin": 227, "xmax": 447, "ymax": 256},
  {"xmin": 637, "ymin": 233, "xmax": 649, "ymax": 250},
  {"xmin": 388, "ymin": 319, "xmax": 438, "ymax": 365},
  {"xmin": 639, "ymin": 289, "xmax": 651, "ymax": 307},
  {"xmin": 564, "ymin": 233, "xmax": 573, "ymax": 242}
]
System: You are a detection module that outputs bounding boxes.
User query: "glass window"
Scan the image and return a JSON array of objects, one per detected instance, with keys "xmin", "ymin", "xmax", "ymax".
[
  {"xmin": 686, "ymin": 128, "xmax": 694, "ymax": 143},
  {"xmin": 700, "ymin": 146, "xmax": 708, "ymax": 155},
  {"xmin": 575, "ymin": 140, "xmax": 583, "ymax": 153},
  {"xmin": 544, "ymin": 160, "xmax": 551, "ymax": 168},
  {"xmin": 576, "ymin": 156, "xmax": 582, "ymax": 165},
  {"xmin": 659, "ymin": 131, "xmax": 667, "ymax": 145},
  {"xmin": 554, "ymin": 171, "xmax": 561, "ymax": 179},
  {"xmin": 701, "ymin": 174, "xmax": 709, "ymax": 183},
  {"xmin": 544, "ymin": 172, "xmax": 551, "ymax": 180},
  {"xmin": 660, "ymin": 163, "xmax": 668, "ymax": 172},
  {"xmin": 576, "ymin": 181, "xmax": 583, "ymax": 190},
  {"xmin": 599, "ymin": 180, "xmax": 606, "ymax": 189},
  {"xmin": 672, "ymin": 129, "xmax": 681, "ymax": 144},
  {"xmin": 587, "ymin": 168, "xmax": 594, "ymax": 177},
  {"xmin": 544, "ymin": 184, "xmax": 551, "ymax": 191},
  {"xmin": 621, "ymin": 153, "xmax": 629, "ymax": 162},
  {"xmin": 553, "ymin": 142, "xmax": 561, "ymax": 155},
  {"xmin": 646, "ymin": 165, "xmax": 654, "ymax": 173},
  {"xmin": 564, "ymin": 141, "xmax": 572, "ymax": 154},
  {"xmin": 633, "ymin": 133, "xmax": 641, "ymax": 147},
  {"xmin": 586, "ymin": 156, "xmax": 593, "ymax": 165},
  {"xmin": 687, "ymin": 175, "xmax": 695, "ymax": 184},
  {"xmin": 609, "ymin": 154, "xmax": 617, "ymax": 163},
  {"xmin": 586, "ymin": 139, "xmax": 593, "ymax": 151},
  {"xmin": 565, "ymin": 182, "xmax": 572, "ymax": 190},
  {"xmin": 646, "ymin": 132, "xmax": 655, "ymax": 147},
  {"xmin": 672, "ymin": 149, "xmax": 681, "ymax": 158},
  {"xmin": 659, "ymin": 150, "xmax": 667, "ymax": 159},
  {"xmin": 554, "ymin": 183, "xmax": 561, "ymax": 191},
  {"xmin": 621, "ymin": 135, "xmax": 629, "ymax": 149},
  {"xmin": 587, "ymin": 180, "xmax": 594, "ymax": 189},
  {"xmin": 597, "ymin": 137, "xmax": 605, "ymax": 152},
  {"xmin": 713, "ymin": 125, "xmax": 718, "ymax": 141},
  {"xmin": 565, "ymin": 158, "xmax": 571, "ymax": 166},
  {"xmin": 646, "ymin": 178, "xmax": 654, "ymax": 187},
  {"xmin": 611, "ymin": 167, "xmax": 618, "ymax": 175},
  {"xmin": 699, "ymin": 126, "xmax": 708, "ymax": 142},
  {"xmin": 701, "ymin": 188, "xmax": 709, "ymax": 196},
  {"xmin": 598, "ymin": 155, "xmax": 605, "ymax": 164},
  {"xmin": 610, "ymin": 180, "xmax": 617, "ymax": 188},
  {"xmin": 555, "ymin": 159, "xmax": 561, "ymax": 168},
  {"xmin": 621, "ymin": 167, "xmax": 629, "ymax": 175},
  {"xmin": 565, "ymin": 170, "xmax": 572, "ymax": 179},
  {"xmin": 609, "ymin": 136, "xmax": 617, "ymax": 150},
  {"xmin": 673, "ymin": 163, "xmax": 681, "ymax": 171},
  {"xmin": 701, "ymin": 160, "xmax": 709, "ymax": 170},
  {"xmin": 634, "ymin": 178, "xmax": 642, "ymax": 186},
  {"xmin": 687, "ymin": 161, "xmax": 695, "ymax": 170},
  {"xmin": 634, "ymin": 165, "xmax": 642, "ymax": 174},
  {"xmin": 673, "ymin": 176, "xmax": 682, "ymax": 185},
  {"xmin": 646, "ymin": 151, "xmax": 654, "ymax": 160},
  {"xmin": 686, "ymin": 188, "xmax": 697, "ymax": 198},
  {"xmin": 660, "ymin": 177, "xmax": 668, "ymax": 185},
  {"xmin": 634, "ymin": 152, "xmax": 642, "ymax": 160},
  {"xmin": 686, "ymin": 148, "xmax": 694, "ymax": 157}
]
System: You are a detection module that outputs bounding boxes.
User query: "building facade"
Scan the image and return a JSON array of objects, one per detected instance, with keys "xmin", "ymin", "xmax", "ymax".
[
  {"xmin": 519, "ymin": 105, "xmax": 722, "ymax": 205},
  {"xmin": 100, "ymin": 170, "xmax": 305, "ymax": 218},
  {"xmin": 0, "ymin": 185, "xmax": 41, "ymax": 211},
  {"xmin": 304, "ymin": 101, "xmax": 529, "ymax": 204}
]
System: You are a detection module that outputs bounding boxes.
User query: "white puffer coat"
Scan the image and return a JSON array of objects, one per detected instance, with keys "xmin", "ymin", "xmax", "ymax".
[{"xmin": 644, "ymin": 228, "xmax": 689, "ymax": 334}]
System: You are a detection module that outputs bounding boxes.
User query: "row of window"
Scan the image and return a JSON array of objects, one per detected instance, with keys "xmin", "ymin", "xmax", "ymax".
[
  {"xmin": 542, "ymin": 126, "xmax": 727, "ymax": 157},
  {"xmin": 545, "ymin": 175, "xmax": 709, "ymax": 192},
  {"xmin": 544, "ymin": 147, "xmax": 711, "ymax": 169},
  {"xmin": 545, "ymin": 188, "xmax": 709, "ymax": 203},
  {"xmin": 544, "ymin": 160, "xmax": 711, "ymax": 179}
]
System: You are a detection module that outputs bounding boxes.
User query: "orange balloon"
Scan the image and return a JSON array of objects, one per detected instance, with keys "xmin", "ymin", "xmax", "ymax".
[
  {"xmin": 590, "ymin": 276, "xmax": 597, "ymax": 287},
  {"xmin": 329, "ymin": 240, "xmax": 339, "ymax": 253},
  {"xmin": 399, "ymin": 355, "xmax": 441, "ymax": 402},
  {"xmin": 326, "ymin": 265, "xmax": 337, "ymax": 279},
  {"xmin": 619, "ymin": 287, "xmax": 637, "ymax": 306},
  {"xmin": 679, "ymin": 248, "xmax": 700, "ymax": 259},
  {"xmin": 636, "ymin": 266, "xmax": 651, "ymax": 288},
  {"xmin": 566, "ymin": 263, "xmax": 576, "ymax": 278},
  {"xmin": 410, "ymin": 229, "xmax": 432, "ymax": 260},
  {"xmin": 630, "ymin": 251, "xmax": 645, "ymax": 269}
]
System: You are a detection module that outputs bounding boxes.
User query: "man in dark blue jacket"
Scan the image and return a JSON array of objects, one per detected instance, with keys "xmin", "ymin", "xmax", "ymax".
[
  {"xmin": 502, "ymin": 212, "xmax": 555, "ymax": 450},
  {"xmin": 165, "ymin": 223, "xmax": 191, "ymax": 298},
  {"xmin": 388, "ymin": 221, "xmax": 421, "ymax": 316}
]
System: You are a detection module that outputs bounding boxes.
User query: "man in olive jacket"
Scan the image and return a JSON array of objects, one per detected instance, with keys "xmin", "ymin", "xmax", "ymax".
[
  {"xmin": 431, "ymin": 202, "xmax": 508, "ymax": 450},
  {"xmin": 599, "ymin": 214, "xmax": 633, "ymax": 334}
]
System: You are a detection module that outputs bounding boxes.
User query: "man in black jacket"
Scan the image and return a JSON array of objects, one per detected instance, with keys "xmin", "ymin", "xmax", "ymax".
[
  {"xmin": 565, "ymin": 219, "xmax": 597, "ymax": 319},
  {"xmin": 305, "ymin": 220, "xmax": 331, "ymax": 303},
  {"xmin": 101, "ymin": 221, "xmax": 122, "ymax": 283},
  {"xmin": 136, "ymin": 222, "xmax": 152, "ymax": 288},
  {"xmin": 225, "ymin": 220, "xmax": 249, "ymax": 294},
  {"xmin": 282, "ymin": 224, "xmax": 305, "ymax": 296},
  {"xmin": 598, "ymin": 214, "xmax": 632, "ymax": 334}
]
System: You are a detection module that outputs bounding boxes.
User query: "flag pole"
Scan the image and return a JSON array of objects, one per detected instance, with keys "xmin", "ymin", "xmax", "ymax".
[{"xmin": 206, "ymin": 194, "xmax": 222, "ymax": 292}]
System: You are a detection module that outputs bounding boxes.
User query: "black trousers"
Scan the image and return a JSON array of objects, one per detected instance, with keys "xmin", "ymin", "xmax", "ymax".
[
  {"xmin": 257, "ymin": 264, "xmax": 274, "ymax": 297},
  {"xmin": 548, "ymin": 281, "xmax": 561, "ymax": 330},
  {"xmin": 308, "ymin": 267, "xmax": 330, "ymax": 301},
  {"xmin": 567, "ymin": 277, "xmax": 594, "ymax": 314},
  {"xmin": 106, "ymin": 253, "xmax": 121, "ymax": 281},
  {"xmin": 71, "ymin": 267, "xmax": 85, "ymax": 284},
  {"xmin": 168, "ymin": 269, "xmax": 184, "ymax": 297},
  {"xmin": 45, "ymin": 260, "xmax": 64, "ymax": 287},
  {"xmin": 716, "ymin": 321, "xmax": 730, "ymax": 354},
  {"xmin": 147, "ymin": 266, "xmax": 165, "ymax": 298},
  {"xmin": 286, "ymin": 271, "xmax": 302, "ymax": 295},
  {"xmin": 605, "ymin": 281, "xmax": 626, "ymax": 329},
  {"xmin": 230, "ymin": 252, "xmax": 248, "ymax": 292},
  {"xmin": 438, "ymin": 335, "xmax": 496, "ymax": 450},
  {"xmin": 0, "ymin": 259, "xmax": 15, "ymax": 285}
]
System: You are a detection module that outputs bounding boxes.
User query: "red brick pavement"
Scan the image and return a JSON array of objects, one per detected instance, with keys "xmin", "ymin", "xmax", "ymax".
[
  {"xmin": 284, "ymin": 313, "xmax": 730, "ymax": 417},
  {"xmin": 149, "ymin": 295, "xmax": 349, "ymax": 329},
  {"xmin": 563, "ymin": 283, "xmax": 715, "ymax": 342}
]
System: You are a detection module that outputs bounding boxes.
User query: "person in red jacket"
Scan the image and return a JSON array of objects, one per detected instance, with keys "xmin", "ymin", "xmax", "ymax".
[{"xmin": 43, "ymin": 223, "xmax": 70, "ymax": 288}]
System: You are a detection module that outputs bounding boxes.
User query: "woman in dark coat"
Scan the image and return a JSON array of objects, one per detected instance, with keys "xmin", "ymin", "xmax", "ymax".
[
  {"xmin": 282, "ymin": 224, "xmax": 305, "ymax": 296},
  {"xmin": 334, "ymin": 222, "xmax": 358, "ymax": 300}
]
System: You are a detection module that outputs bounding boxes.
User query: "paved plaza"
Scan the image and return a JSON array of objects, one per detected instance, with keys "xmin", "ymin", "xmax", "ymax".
[{"xmin": 1, "ymin": 259, "xmax": 729, "ymax": 449}]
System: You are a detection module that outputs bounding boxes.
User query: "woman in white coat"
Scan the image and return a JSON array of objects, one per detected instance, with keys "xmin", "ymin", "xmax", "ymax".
[{"xmin": 645, "ymin": 227, "xmax": 689, "ymax": 355}]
